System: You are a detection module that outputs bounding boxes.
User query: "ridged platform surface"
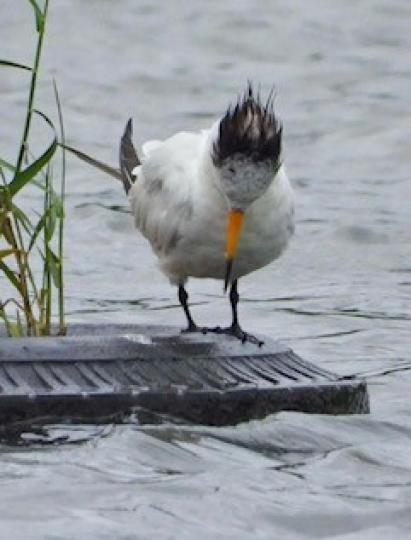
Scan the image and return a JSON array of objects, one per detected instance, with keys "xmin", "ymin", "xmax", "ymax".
[{"xmin": 0, "ymin": 324, "xmax": 369, "ymax": 425}]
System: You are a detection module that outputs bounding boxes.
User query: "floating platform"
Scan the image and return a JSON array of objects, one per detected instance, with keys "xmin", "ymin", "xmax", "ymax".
[{"xmin": 0, "ymin": 324, "xmax": 369, "ymax": 426}]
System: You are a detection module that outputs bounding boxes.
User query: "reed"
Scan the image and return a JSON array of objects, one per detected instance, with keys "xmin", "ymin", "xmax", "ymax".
[{"xmin": 0, "ymin": 0, "xmax": 66, "ymax": 337}]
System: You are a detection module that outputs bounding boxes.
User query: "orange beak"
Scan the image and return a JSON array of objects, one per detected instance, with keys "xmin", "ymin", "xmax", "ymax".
[{"xmin": 224, "ymin": 209, "xmax": 245, "ymax": 292}]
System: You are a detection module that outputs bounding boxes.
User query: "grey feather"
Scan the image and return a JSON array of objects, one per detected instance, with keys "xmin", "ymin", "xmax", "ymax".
[{"xmin": 119, "ymin": 119, "xmax": 140, "ymax": 195}]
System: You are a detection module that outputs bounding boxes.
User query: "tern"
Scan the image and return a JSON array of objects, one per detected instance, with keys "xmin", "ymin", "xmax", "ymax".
[
  {"xmin": 120, "ymin": 84, "xmax": 294, "ymax": 346},
  {"xmin": 64, "ymin": 84, "xmax": 294, "ymax": 346}
]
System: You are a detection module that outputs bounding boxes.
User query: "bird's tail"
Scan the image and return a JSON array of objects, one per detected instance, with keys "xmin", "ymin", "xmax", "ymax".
[
  {"xmin": 59, "ymin": 119, "xmax": 140, "ymax": 195},
  {"xmin": 119, "ymin": 118, "xmax": 140, "ymax": 195}
]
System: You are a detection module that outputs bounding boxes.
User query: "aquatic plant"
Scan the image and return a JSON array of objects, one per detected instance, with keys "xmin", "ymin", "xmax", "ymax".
[{"xmin": 0, "ymin": 0, "xmax": 66, "ymax": 336}]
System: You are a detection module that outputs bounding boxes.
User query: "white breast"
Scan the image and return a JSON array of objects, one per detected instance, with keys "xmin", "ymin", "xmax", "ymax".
[
  {"xmin": 163, "ymin": 166, "xmax": 294, "ymax": 282},
  {"xmin": 129, "ymin": 132, "xmax": 294, "ymax": 285}
]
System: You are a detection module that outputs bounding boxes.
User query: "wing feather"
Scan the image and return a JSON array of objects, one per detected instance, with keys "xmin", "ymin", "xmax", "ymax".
[{"xmin": 129, "ymin": 131, "xmax": 204, "ymax": 256}]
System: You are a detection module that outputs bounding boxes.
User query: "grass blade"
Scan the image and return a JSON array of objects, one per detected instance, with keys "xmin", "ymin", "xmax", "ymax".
[
  {"xmin": 2, "ymin": 319, "xmax": 20, "ymax": 338},
  {"xmin": 28, "ymin": 191, "xmax": 62, "ymax": 252},
  {"xmin": 15, "ymin": 0, "xmax": 49, "ymax": 176},
  {"xmin": 0, "ymin": 157, "xmax": 16, "ymax": 172},
  {"xmin": 46, "ymin": 247, "xmax": 61, "ymax": 288},
  {"xmin": 28, "ymin": 209, "xmax": 49, "ymax": 251},
  {"xmin": 16, "ymin": 309, "xmax": 25, "ymax": 336},
  {"xmin": 0, "ymin": 216, "xmax": 17, "ymax": 247},
  {"xmin": 11, "ymin": 203, "xmax": 33, "ymax": 234},
  {"xmin": 0, "ymin": 249, "xmax": 18, "ymax": 260},
  {"xmin": 28, "ymin": 0, "xmax": 44, "ymax": 32},
  {"xmin": 42, "ymin": 163, "xmax": 52, "ymax": 332},
  {"xmin": 60, "ymin": 143, "xmax": 122, "ymax": 180},
  {"xmin": 53, "ymin": 79, "xmax": 66, "ymax": 335},
  {"xmin": 0, "ymin": 307, "xmax": 13, "ymax": 337},
  {"xmin": 6, "ymin": 110, "xmax": 57, "ymax": 198},
  {"xmin": 0, "ymin": 59, "xmax": 32, "ymax": 71},
  {"xmin": 0, "ymin": 261, "xmax": 23, "ymax": 294}
]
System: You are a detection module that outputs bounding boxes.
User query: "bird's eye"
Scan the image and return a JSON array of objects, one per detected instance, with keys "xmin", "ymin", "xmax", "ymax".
[{"xmin": 228, "ymin": 166, "xmax": 235, "ymax": 173}]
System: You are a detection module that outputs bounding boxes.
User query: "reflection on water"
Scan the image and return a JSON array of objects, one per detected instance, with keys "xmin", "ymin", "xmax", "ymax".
[{"xmin": 1, "ymin": 0, "xmax": 411, "ymax": 538}]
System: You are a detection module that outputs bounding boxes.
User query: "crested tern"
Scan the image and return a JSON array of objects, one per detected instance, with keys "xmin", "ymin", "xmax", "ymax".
[{"xmin": 119, "ymin": 84, "xmax": 294, "ymax": 345}]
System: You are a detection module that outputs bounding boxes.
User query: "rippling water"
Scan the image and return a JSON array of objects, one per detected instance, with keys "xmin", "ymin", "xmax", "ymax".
[{"xmin": 1, "ymin": 1, "xmax": 411, "ymax": 538}]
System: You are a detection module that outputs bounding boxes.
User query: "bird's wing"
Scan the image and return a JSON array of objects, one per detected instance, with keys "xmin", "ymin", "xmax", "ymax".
[{"xmin": 128, "ymin": 131, "xmax": 205, "ymax": 258}]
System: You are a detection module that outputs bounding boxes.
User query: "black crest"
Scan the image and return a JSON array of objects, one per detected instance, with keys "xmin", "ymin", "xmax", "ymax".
[{"xmin": 212, "ymin": 83, "xmax": 282, "ymax": 167}]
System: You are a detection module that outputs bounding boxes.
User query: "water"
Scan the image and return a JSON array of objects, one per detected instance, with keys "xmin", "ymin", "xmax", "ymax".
[{"xmin": 1, "ymin": 0, "xmax": 411, "ymax": 538}]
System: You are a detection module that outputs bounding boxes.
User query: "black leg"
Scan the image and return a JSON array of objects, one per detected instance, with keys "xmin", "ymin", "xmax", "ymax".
[
  {"xmin": 207, "ymin": 280, "xmax": 264, "ymax": 347},
  {"xmin": 178, "ymin": 284, "xmax": 199, "ymax": 333},
  {"xmin": 229, "ymin": 279, "xmax": 240, "ymax": 328},
  {"xmin": 227, "ymin": 280, "xmax": 264, "ymax": 347}
]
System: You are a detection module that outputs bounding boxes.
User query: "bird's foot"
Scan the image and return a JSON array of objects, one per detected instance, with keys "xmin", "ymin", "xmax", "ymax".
[
  {"xmin": 181, "ymin": 322, "xmax": 208, "ymax": 334},
  {"xmin": 206, "ymin": 324, "xmax": 264, "ymax": 347},
  {"xmin": 202, "ymin": 326, "xmax": 222, "ymax": 334}
]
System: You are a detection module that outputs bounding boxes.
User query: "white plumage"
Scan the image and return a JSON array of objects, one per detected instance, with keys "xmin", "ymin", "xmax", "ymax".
[
  {"xmin": 64, "ymin": 85, "xmax": 294, "ymax": 344},
  {"xmin": 129, "ymin": 129, "xmax": 294, "ymax": 285},
  {"xmin": 119, "ymin": 84, "xmax": 294, "ymax": 344}
]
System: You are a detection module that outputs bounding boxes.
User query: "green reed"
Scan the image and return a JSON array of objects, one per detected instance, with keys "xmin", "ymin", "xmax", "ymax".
[{"xmin": 0, "ymin": 0, "xmax": 66, "ymax": 336}]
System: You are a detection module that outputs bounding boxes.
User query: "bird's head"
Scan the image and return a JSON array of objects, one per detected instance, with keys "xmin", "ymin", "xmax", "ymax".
[{"xmin": 211, "ymin": 84, "xmax": 283, "ymax": 291}]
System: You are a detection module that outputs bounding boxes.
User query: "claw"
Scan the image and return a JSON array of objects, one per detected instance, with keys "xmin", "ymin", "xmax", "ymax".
[
  {"xmin": 181, "ymin": 324, "xmax": 210, "ymax": 335},
  {"xmin": 210, "ymin": 325, "xmax": 222, "ymax": 333},
  {"xmin": 205, "ymin": 324, "xmax": 264, "ymax": 347}
]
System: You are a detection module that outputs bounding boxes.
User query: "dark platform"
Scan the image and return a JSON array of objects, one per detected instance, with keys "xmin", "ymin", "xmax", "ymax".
[{"xmin": 0, "ymin": 324, "xmax": 369, "ymax": 426}]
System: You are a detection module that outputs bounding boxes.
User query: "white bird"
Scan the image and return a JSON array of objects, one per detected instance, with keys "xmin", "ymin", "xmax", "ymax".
[{"xmin": 119, "ymin": 84, "xmax": 295, "ymax": 346}]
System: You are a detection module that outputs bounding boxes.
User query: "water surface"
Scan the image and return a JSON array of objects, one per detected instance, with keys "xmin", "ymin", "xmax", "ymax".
[{"xmin": 1, "ymin": 1, "xmax": 411, "ymax": 538}]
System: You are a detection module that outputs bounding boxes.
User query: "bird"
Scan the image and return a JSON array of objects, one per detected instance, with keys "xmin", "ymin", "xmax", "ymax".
[
  {"xmin": 118, "ymin": 84, "xmax": 295, "ymax": 346},
  {"xmin": 62, "ymin": 84, "xmax": 294, "ymax": 345}
]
